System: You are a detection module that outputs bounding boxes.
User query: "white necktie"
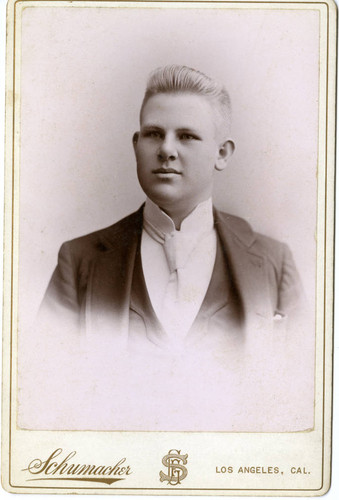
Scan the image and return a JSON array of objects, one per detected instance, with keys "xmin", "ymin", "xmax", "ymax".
[
  {"xmin": 143, "ymin": 220, "xmax": 189, "ymax": 340},
  {"xmin": 161, "ymin": 233, "xmax": 185, "ymax": 339}
]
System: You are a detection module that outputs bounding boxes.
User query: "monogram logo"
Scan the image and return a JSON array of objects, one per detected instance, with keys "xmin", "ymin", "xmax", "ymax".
[{"xmin": 159, "ymin": 449, "xmax": 188, "ymax": 486}]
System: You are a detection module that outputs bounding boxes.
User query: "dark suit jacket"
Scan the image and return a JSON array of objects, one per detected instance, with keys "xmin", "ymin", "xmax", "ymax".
[
  {"xmin": 40, "ymin": 205, "xmax": 304, "ymax": 347},
  {"xmin": 33, "ymin": 206, "xmax": 315, "ymax": 432}
]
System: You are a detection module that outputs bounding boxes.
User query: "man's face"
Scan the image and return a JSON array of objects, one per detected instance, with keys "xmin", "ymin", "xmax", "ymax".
[{"xmin": 133, "ymin": 93, "xmax": 233, "ymax": 217}]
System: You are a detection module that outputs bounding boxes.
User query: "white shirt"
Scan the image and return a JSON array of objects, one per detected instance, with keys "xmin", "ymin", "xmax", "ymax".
[{"xmin": 141, "ymin": 197, "xmax": 217, "ymax": 337}]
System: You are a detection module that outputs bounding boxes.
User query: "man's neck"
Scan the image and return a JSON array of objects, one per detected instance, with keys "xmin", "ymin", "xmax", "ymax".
[
  {"xmin": 159, "ymin": 208, "xmax": 190, "ymax": 230},
  {"xmin": 158, "ymin": 199, "xmax": 212, "ymax": 230}
]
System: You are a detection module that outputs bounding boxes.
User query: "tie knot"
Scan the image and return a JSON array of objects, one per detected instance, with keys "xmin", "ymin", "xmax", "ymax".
[{"xmin": 163, "ymin": 231, "xmax": 203, "ymax": 273}]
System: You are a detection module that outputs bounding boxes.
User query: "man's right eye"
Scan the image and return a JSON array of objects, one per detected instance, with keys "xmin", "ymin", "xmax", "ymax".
[{"xmin": 143, "ymin": 130, "xmax": 162, "ymax": 139}]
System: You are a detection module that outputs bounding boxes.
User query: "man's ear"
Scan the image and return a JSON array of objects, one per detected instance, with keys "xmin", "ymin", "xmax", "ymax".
[
  {"xmin": 215, "ymin": 140, "xmax": 235, "ymax": 171},
  {"xmin": 132, "ymin": 132, "xmax": 139, "ymax": 153}
]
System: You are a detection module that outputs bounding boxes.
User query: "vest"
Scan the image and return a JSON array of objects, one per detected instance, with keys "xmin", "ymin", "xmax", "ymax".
[{"xmin": 128, "ymin": 235, "xmax": 244, "ymax": 354}]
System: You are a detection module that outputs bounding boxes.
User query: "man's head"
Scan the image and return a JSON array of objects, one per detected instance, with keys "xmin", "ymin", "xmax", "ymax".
[
  {"xmin": 140, "ymin": 65, "xmax": 232, "ymax": 141},
  {"xmin": 133, "ymin": 65, "xmax": 235, "ymax": 223}
]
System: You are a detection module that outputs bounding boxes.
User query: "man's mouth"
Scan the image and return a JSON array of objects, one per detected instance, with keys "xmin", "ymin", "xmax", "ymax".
[{"xmin": 152, "ymin": 168, "xmax": 182, "ymax": 175}]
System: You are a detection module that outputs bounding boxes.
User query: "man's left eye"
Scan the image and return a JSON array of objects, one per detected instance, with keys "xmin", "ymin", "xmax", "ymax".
[{"xmin": 180, "ymin": 133, "xmax": 197, "ymax": 141}]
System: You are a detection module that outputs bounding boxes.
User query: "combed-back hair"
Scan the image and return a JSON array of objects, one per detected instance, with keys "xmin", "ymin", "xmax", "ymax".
[{"xmin": 140, "ymin": 65, "xmax": 232, "ymax": 139}]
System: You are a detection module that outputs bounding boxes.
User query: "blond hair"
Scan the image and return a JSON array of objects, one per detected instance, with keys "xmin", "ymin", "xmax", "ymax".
[{"xmin": 140, "ymin": 65, "xmax": 232, "ymax": 138}]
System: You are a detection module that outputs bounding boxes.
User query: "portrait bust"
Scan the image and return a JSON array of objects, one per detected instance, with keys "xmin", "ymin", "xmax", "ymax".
[
  {"xmin": 40, "ymin": 65, "xmax": 305, "ymax": 347},
  {"xmin": 24, "ymin": 65, "xmax": 314, "ymax": 432}
]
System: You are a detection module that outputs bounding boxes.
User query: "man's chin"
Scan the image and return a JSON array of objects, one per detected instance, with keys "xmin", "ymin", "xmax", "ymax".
[
  {"xmin": 142, "ymin": 185, "xmax": 181, "ymax": 207},
  {"xmin": 144, "ymin": 189, "xmax": 203, "ymax": 219}
]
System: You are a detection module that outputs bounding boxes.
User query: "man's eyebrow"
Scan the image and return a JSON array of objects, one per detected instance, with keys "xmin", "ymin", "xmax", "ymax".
[
  {"xmin": 141, "ymin": 124, "xmax": 164, "ymax": 131},
  {"xmin": 176, "ymin": 127, "xmax": 201, "ymax": 134},
  {"xmin": 142, "ymin": 124, "xmax": 201, "ymax": 134}
]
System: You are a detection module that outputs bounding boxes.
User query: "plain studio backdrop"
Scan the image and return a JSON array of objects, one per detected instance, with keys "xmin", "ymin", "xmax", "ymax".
[
  {"xmin": 18, "ymin": 6, "xmax": 319, "ymax": 323},
  {"xmin": 16, "ymin": 5, "xmax": 319, "ymax": 431}
]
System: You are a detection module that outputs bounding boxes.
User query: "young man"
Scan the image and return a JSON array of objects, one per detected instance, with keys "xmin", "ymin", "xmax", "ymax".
[
  {"xmin": 41, "ymin": 65, "xmax": 304, "ymax": 354},
  {"xmin": 32, "ymin": 65, "xmax": 313, "ymax": 431}
]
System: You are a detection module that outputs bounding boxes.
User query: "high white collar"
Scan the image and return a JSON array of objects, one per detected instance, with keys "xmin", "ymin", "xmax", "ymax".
[{"xmin": 143, "ymin": 197, "xmax": 214, "ymax": 238}]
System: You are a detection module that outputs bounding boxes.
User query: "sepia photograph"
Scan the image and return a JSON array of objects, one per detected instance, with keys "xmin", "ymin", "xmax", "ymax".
[
  {"xmin": 2, "ymin": 0, "xmax": 336, "ymax": 494},
  {"xmin": 18, "ymin": 3, "xmax": 317, "ymax": 433}
]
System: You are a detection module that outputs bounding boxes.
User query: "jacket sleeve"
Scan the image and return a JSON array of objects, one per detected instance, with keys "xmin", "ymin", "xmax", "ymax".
[
  {"xmin": 276, "ymin": 243, "xmax": 305, "ymax": 318},
  {"xmin": 38, "ymin": 242, "xmax": 81, "ymax": 326}
]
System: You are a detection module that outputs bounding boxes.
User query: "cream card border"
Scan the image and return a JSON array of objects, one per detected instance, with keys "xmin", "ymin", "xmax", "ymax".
[{"xmin": 2, "ymin": 0, "xmax": 337, "ymax": 495}]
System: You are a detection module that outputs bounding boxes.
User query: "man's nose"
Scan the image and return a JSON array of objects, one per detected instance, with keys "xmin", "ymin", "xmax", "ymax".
[{"xmin": 157, "ymin": 135, "xmax": 178, "ymax": 161}]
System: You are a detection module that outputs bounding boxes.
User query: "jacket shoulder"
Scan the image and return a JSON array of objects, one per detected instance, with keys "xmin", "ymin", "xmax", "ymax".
[
  {"xmin": 216, "ymin": 210, "xmax": 290, "ymax": 263},
  {"xmin": 61, "ymin": 207, "xmax": 143, "ymax": 259}
]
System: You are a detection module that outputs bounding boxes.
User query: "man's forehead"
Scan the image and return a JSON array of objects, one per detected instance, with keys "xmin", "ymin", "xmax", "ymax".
[
  {"xmin": 142, "ymin": 91, "xmax": 213, "ymax": 108},
  {"xmin": 140, "ymin": 92, "xmax": 217, "ymax": 124}
]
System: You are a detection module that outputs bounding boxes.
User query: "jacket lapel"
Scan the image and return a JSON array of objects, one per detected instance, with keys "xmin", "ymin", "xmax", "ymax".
[
  {"xmin": 214, "ymin": 209, "xmax": 273, "ymax": 325},
  {"xmin": 85, "ymin": 209, "xmax": 143, "ymax": 345}
]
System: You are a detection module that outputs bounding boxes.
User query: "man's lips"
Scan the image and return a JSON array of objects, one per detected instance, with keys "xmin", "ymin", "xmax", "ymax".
[{"xmin": 152, "ymin": 168, "xmax": 182, "ymax": 175}]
